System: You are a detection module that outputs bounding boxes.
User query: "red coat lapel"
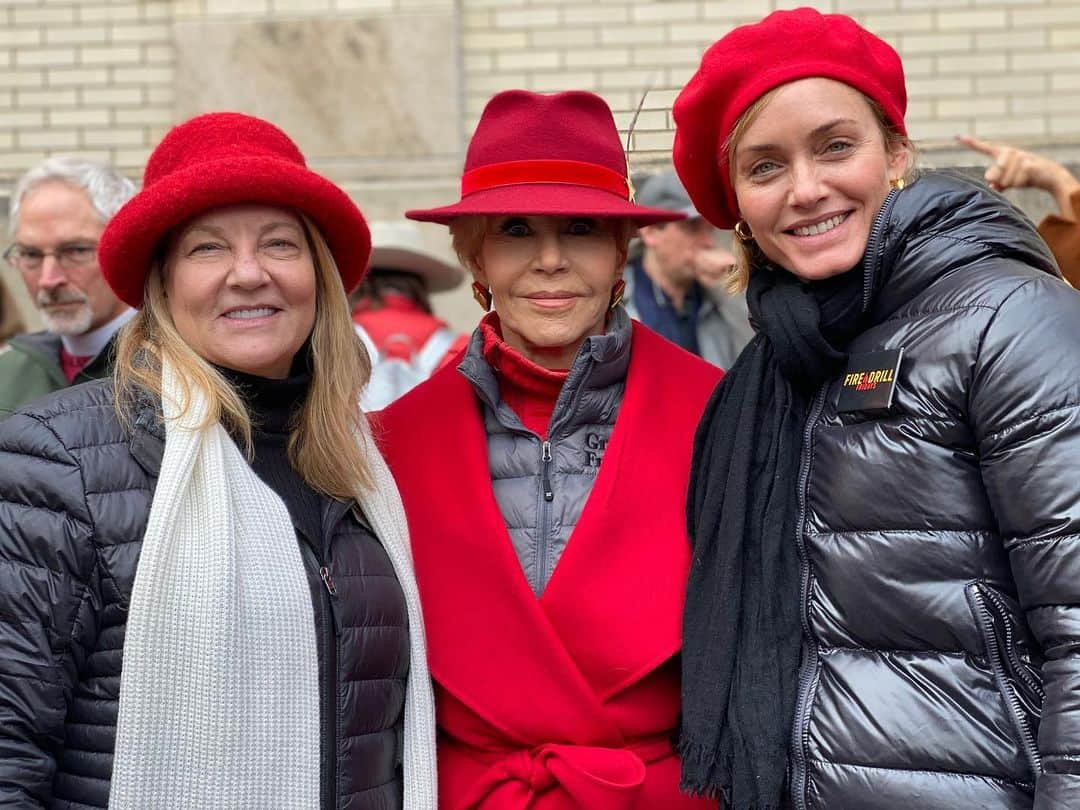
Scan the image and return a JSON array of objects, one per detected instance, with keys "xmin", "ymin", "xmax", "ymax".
[
  {"xmin": 377, "ymin": 324, "xmax": 722, "ymax": 743},
  {"xmin": 540, "ymin": 325, "xmax": 722, "ymax": 699},
  {"xmin": 379, "ymin": 364, "xmax": 617, "ymax": 745}
]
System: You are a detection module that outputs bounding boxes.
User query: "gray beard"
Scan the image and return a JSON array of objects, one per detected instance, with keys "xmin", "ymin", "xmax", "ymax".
[{"xmin": 39, "ymin": 301, "xmax": 94, "ymax": 336}]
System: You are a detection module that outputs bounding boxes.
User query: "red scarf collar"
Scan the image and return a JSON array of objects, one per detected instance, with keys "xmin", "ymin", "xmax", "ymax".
[{"xmin": 479, "ymin": 313, "xmax": 567, "ymax": 438}]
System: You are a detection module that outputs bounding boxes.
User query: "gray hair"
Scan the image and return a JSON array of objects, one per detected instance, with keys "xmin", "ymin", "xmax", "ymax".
[{"xmin": 9, "ymin": 156, "xmax": 137, "ymax": 235}]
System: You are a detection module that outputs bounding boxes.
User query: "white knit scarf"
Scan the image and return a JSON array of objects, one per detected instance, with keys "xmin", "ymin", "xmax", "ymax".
[{"xmin": 110, "ymin": 360, "xmax": 436, "ymax": 809}]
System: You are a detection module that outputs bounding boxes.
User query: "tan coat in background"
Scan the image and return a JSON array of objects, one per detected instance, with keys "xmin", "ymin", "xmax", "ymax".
[{"xmin": 1039, "ymin": 189, "xmax": 1080, "ymax": 289}]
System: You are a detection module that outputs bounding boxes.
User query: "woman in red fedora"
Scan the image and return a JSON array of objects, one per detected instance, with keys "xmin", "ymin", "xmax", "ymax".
[
  {"xmin": 0, "ymin": 112, "xmax": 436, "ymax": 809},
  {"xmin": 376, "ymin": 89, "xmax": 721, "ymax": 809},
  {"xmin": 674, "ymin": 8, "xmax": 1080, "ymax": 810}
]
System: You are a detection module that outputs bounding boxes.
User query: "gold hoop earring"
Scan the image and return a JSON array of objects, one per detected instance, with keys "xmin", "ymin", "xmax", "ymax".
[
  {"xmin": 471, "ymin": 281, "xmax": 492, "ymax": 312},
  {"xmin": 734, "ymin": 220, "xmax": 754, "ymax": 243},
  {"xmin": 890, "ymin": 177, "xmax": 906, "ymax": 191}
]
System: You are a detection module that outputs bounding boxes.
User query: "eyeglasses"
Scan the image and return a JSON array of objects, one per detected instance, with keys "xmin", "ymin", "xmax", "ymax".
[{"xmin": 3, "ymin": 242, "xmax": 98, "ymax": 273}]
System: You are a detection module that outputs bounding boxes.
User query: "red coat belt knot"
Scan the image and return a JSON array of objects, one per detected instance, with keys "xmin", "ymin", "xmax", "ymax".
[{"xmin": 461, "ymin": 741, "xmax": 675, "ymax": 809}]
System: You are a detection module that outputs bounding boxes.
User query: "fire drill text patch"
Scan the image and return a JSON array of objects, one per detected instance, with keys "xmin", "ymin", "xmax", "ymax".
[{"xmin": 837, "ymin": 348, "xmax": 904, "ymax": 413}]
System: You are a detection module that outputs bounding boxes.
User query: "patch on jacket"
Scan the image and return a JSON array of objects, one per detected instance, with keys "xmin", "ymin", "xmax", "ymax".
[{"xmin": 838, "ymin": 348, "xmax": 903, "ymax": 412}]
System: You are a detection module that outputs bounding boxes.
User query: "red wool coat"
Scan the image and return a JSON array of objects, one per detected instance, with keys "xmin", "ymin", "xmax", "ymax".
[{"xmin": 378, "ymin": 323, "xmax": 723, "ymax": 809}]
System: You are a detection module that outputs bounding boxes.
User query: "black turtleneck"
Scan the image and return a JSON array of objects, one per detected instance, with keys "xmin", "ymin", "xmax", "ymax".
[{"xmin": 216, "ymin": 358, "xmax": 330, "ymax": 548}]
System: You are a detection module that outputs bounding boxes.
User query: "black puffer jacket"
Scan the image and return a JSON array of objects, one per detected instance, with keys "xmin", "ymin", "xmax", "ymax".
[
  {"xmin": 0, "ymin": 380, "xmax": 409, "ymax": 809},
  {"xmin": 789, "ymin": 172, "xmax": 1080, "ymax": 809}
]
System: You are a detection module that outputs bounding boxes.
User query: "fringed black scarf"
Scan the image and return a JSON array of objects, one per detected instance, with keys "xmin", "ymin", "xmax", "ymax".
[{"xmin": 680, "ymin": 262, "xmax": 882, "ymax": 809}]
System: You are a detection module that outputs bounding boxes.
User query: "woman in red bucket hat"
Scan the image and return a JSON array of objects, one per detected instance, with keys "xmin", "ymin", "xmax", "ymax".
[
  {"xmin": 0, "ymin": 112, "xmax": 436, "ymax": 809},
  {"xmin": 674, "ymin": 8, "xmax": 1080, "ymax": 810},
  {"xmin": 376, "ymin": 89, "xmax": 721, "ymax": 809}
]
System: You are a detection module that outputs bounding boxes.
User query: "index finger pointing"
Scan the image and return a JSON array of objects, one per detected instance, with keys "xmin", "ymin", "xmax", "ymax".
[{"xmin": 956, "ymin": 134, "xmax": 1001, "ymax": 158}]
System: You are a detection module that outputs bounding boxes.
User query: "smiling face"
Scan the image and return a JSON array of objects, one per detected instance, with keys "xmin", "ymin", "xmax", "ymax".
[
  {"xmin": 472, "ymin": 215, "xmax": 626, "ymax": 369},
  {"xmin": 731, "ymin": 78, "xmax": 908, "ymax": 282},
  {"xmin": 163, "ymin": 204, "xmax": 317, "ymax": 379}
]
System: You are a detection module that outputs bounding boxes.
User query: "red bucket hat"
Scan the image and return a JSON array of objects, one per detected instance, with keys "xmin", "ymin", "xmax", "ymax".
[
  {"xmin": 672, "ymin": 7, "xmax": 907, "ymax": 229},
  {"xmin": 99, "ymin": 112, "xmax": 371, "ymax": 307},
  {"xmin": 406, "ymin": 90, "xmax": 684, "ymax": 226}
]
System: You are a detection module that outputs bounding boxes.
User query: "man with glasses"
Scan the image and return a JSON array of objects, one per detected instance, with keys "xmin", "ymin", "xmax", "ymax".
[
  {"xmin": 624, "ymin": 170, "xmax": 754, "ymax": 370},
  {"xmin": 1, "ymin": 157, "xmax": 135, "ymax": 415}
]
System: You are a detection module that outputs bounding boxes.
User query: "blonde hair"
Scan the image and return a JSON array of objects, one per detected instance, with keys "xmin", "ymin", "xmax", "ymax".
[
  {"xmin": 113, "ymin": 214, "xmax": 375, "ymax": 498},
  {"xmin": 723, "ymin": 87, "xmax": 918, "ymax": 293},
  {"xmin": 449, "ymin": 214, "xmax": 637, "ymax": 277}
]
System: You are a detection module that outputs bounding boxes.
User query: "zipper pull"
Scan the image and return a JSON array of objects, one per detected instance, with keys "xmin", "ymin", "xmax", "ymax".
[
  {"xmin": 541, "ymin": 440, "xmax": 553, "ymax": 502},
  {"xmin": 319, "ymin": 565, "xmax": 342, "ymax": 636},
  {"xmin": 319, "ymin": 565, "xmax": 338, "ymax": 596}
]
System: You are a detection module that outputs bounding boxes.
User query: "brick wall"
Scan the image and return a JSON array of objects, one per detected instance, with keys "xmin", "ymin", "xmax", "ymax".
[
  {"xmin": 0, "ymin": 0, "xmax": 458, "ymax": 183},
  {"xmin": 2, "ymin": 0, "xmax": 1077, "ymax": 184},
  {"xmin": 459, "ymin": 0, "xmax": 1080, "ymax": 171},
  {"xmin": 0, "ymin": 1, "xmax": 174, "ymax": 177}
]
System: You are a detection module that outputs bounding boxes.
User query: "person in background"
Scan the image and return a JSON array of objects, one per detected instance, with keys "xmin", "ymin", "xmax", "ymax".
[
  {"xmin": 674, "ymin": 8, "xmax": 1080, "ymax": 809},
  {"xmin": 351, "ymin": 220, "xmax": 468, "ymax": 409},
  {"xmin": 0, "ymin": 112, "xmax": 435, "ymax": 809},
  {"xmin": 624, "ymin": 170, "xmax": 753, "ymax": 369},
  {"xmin": 0, "ymin": 157, "xmax": 136, "ymax": 415},
  {"xmin": 378, "ymin": 89, "xmax": 721, "ymax": 809},
  {"xmin": 0, "ymin": 277, "xmax": 25, "ymax": 347},
  {"xmin": 957, "ymin": 134, "xmax": 1080, "ymax": 286}
]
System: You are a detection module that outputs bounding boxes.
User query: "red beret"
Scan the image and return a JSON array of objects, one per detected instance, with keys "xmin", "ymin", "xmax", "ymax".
[
  {"xmin": 672, "ymin": 7, "xmax": 907, "ymax": 229},
  {"xmin": 99, "ymin": 112, "xmax": 371, "ymax": 307}
]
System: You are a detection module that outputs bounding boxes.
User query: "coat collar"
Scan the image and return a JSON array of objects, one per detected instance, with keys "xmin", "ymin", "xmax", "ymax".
[
  {"xmin": 129, "ymin": 393, "xmax": 164, "ymax": 478},
  {"xmin": 458, "ymin": 307, "xmax": 632, "ymax": 437},
  {"xmin": 869, "ymin": 171, "xmax": 1060, "ymax": 323}
]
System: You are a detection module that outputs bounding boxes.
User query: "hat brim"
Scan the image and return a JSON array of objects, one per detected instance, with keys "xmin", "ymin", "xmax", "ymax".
[
  {"xmin": 368, "ymin": 246, "xmax": 465, "ymax": 293},
  {"xmin": 405, "ymin": 184, "xmax": 686, "ymax": 227},
  {"xmin": 99, "ymin": 155, "xmax": 371, "ymax": 307}
]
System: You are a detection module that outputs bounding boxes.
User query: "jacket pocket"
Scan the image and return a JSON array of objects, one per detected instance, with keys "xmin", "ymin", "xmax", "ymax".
[{"xmin": 965, "ymin": 581, "xmax": 1045, "ymax": 777}]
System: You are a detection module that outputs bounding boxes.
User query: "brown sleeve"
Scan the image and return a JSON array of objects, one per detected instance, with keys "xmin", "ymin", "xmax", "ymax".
[{"xmin": 1038, "ymin": 189, "xmax": 1080, "ymax": 288}]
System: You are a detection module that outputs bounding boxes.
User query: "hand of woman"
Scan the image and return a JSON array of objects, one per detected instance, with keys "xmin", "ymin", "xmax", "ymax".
[{"xmin": 957, "ymin": 134, "xmax": 1080, "ymax": 221}]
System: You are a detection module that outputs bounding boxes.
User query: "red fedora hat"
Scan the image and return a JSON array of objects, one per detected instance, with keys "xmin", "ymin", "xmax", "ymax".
[
  {"xmin": 406, "ymin": 90, "xmax": 684, "ymax": 226},
  {"xmin": 99, "ymin": 112, "xmax": 371, "ymax": 307}
]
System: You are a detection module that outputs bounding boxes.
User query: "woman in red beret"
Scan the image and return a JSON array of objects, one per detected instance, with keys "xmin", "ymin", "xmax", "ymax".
[
  {"xmin": 0, "ymin": 112, "xmax": 436, "ymax": 809},
  {"xmin": 376, "ymin": 89, "xmax": 721, "ymax": 809},
  {"xmin": 674, "ymin": 8, "xmax": 1080, "ymax": 810}
]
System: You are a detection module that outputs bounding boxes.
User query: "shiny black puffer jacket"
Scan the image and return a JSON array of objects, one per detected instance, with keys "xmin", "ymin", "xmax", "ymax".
[
  {"xmin": 789, "ymin": 172, "xmax": 1080, "ymax": 809},
  {"xmin": 0, "ymin": 381, "xmax": 409, "ymax": 809}
]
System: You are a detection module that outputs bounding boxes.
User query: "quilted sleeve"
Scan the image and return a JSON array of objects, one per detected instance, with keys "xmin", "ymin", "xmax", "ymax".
[
  {"xmin": 970, "ymin": 273, "xmax": 1080, "ymax": 809},
  {"xmin": 0, "ymin": 410, "xmax": 98, "ymax": 808}
]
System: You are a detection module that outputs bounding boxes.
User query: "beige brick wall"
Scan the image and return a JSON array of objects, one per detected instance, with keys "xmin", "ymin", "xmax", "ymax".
[
  {"xmin": 459, "ymin": 0, "xmax": 1080, "ymax": 171},
  {"xmin": 0, "ymin": 0, "xmax": 1077, "ymax": 180},
  {"xmin": 0, "ymin": 0, "xmax": 457, "ymax": 183}
]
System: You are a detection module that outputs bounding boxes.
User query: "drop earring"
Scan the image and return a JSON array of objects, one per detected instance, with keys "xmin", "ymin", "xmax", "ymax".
[
  {"xmin": 471, "ymin": 281, "xmax": 492, "ymax": 312},
  {"xmin": 734, "ymin": 220, "xmax": 754, "ymax": 243},
  {"xmin": 609, "ymin": 279, "xmax": 626, "ymax": 310}
]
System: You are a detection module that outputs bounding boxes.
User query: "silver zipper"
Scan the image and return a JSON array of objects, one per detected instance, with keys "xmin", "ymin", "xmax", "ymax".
[{"xmin": 319, "ymin": 565, "xmax": 338, "ymax": 596}]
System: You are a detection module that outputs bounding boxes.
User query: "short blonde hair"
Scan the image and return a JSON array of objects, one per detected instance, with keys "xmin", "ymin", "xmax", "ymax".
[
  {"xmin": 449, "ymin": 214, "xmax": 637, "ymax": 277},
  {"xmin": 113, "ymin": 214, "xmax": 375, "ymax": 498},
  {"xmin": 723, "ymin": 87, "xmax": 918, "ymax": 293}
]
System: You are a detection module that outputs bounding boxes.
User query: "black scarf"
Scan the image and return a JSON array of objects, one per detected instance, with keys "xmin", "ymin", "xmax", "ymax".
[{"xmin": 679, "ymin": 260, "xmax": 883, "ymax": 809}]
